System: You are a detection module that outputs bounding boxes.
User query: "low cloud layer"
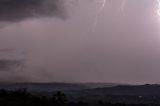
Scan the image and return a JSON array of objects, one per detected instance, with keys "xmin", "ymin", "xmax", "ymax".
[
  {"xmin": 0, "ymin": 0, "xmax": 66, "ymax": 22},
  {"xmin": 0, "ymin": 59, "xmax": 22, "ymax": 71}
]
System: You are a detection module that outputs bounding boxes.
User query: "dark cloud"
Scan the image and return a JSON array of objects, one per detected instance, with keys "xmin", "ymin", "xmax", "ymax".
[
  {"xmin": 0, "ymin": 0, "xmax": 66, "ymax": 22},
  {"xmin": 0, "ymin": 48, "xmax": 16, "ymax": 53},
  {"xmin": 0, "ymin": 59, "xmax": 22, "ymax": 71}
]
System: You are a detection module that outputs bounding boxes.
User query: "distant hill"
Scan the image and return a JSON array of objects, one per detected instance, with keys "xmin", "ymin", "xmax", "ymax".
[
  {"xmin": 0, "ymin": 83, "xmax": 160, "ymax": 104},
  {"xmin": 3, "ymin": 83, "xmax": 160, "ymax": 97},
  {"xmin": 1, "ymin": 83, "xmax": 160, "ymax": 97},
  {"xmin": 81, "ymin": 84, "xmax": 160, "ymax": 96},
  {"xmin": 0, "ymin": 82, "xmax": 119, "ymax": 93}
]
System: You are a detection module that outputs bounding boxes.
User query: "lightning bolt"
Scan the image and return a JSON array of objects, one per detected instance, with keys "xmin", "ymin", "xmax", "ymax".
[
  {"xmin": 120, "ymin": 0, "xmax": 126, "ymax": 12},
  {"xmin": 92, "ymin": 0, "xmax": 106, "ymax": 33},
  {"xmin": 157, "ymin": 0, "xmax": 160, "ymax": 16}
]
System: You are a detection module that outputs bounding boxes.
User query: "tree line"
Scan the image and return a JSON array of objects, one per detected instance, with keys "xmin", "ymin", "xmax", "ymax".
[{"xmin": 0, "ymin": 88, "xmax": 158, "ymax": 106}]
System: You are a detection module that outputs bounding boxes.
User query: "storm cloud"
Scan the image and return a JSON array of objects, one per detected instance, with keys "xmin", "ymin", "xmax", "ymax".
[
  {"xmin": 0, "ymin": 0, "xmax": 66, "ymax": 22},
  {"xmin": 0, "ymin": 0, "xmax": 160, "ymax": 84}
]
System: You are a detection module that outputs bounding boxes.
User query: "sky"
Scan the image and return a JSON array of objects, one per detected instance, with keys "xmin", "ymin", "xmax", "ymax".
[{"xmin": 0, "ymin": 0, "xmax": 160, "ymax": 84}]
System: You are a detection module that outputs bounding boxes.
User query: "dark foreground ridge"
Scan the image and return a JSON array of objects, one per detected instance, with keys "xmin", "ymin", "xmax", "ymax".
[{"xmin": 0, "ymin": 83, "xmax": 160, "ymax": 106}]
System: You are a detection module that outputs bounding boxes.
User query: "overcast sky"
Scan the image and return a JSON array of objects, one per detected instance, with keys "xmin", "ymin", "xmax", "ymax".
[{"xmin": 0, "ymin": 0, "xmax": 160, "ymax": 84}]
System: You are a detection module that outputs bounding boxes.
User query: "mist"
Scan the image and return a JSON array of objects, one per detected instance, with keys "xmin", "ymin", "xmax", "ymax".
[{"xmin": 0, "ymin": 0, "xmax": 160, "ymax": 84}]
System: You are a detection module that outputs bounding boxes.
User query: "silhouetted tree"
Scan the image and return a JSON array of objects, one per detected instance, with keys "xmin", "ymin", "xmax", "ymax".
[
  {"xmin": 97, "ymin": 100, "xmax": 105, "ymax": 105},
  {"xmin": 52, "ymin": 91, "xmax": 68, "ymax": 106}
]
